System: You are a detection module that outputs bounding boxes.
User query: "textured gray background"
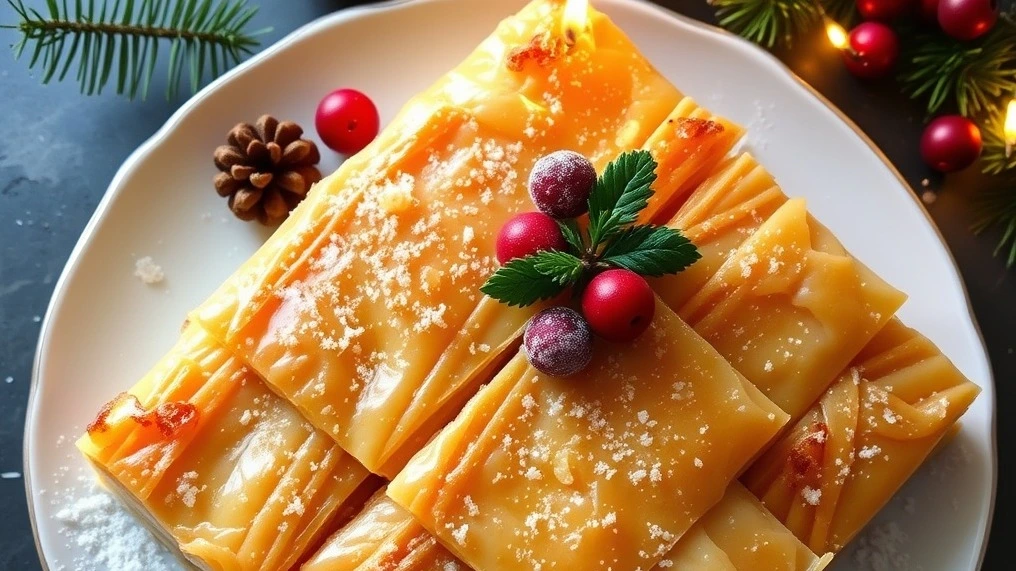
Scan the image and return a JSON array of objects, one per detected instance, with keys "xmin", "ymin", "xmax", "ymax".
[{"xmin": 1, "ymin": 1, "xmax": 1013, "ymax": 569}]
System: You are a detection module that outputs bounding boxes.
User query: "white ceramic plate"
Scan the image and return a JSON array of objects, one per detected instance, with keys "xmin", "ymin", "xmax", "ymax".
[{"xmin": 25, "ymin": 0, "xmax": 996, "ymax": 569}]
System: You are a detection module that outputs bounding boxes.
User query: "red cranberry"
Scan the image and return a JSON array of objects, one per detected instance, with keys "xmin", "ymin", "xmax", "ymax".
[
  {"xmin": 496, "ymin": 212, "xmax": 567, "ymax": 264},
  {"xmin": 581, "ymin": 269, "xmax": 656, "ymax": 342}
]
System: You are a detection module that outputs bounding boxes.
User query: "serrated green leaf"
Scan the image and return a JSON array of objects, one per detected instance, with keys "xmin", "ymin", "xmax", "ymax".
[
  {"xmin": 532, "ymin": 250, "xmax": 584, "ymax": 286},
  {"xmin": 601, "ymin": 225, "xmax": 700, "ymax": 277},
  {"xmin": 557, "ymin": 219, "xmax": 586, "ymax": 257},
  {"xmin": 587, "ymin": 150, "xmax": 657, "ymax": 247},
  {"xmin": 480, "ymin": 254, "xmax": 569, "ymax": 307}
]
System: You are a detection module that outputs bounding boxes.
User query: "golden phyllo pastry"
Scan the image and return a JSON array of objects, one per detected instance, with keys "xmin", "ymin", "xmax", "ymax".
[
  {"xmin": 77, "ymin": 325, "xmax": 374, "ymax": 571},
  {"xmin": 653, "ymin": 155, "xmax": 906, "ymax": 417},
  {"xmin": 192, "ymin": 0, "xmax": 740, "ymax": 477},
  {"xmin": 304, "ymin": 485, "xmax": 829, "ymax": 571},
  {"xmin": 741, "ymin": 319, "xmax": 980, "ymax": 553},
  {"xmin": 660, "ymin": 484, "xmax": 831, "ymax": 570},
  {"xmin": 388, "ymin": 300, "xmax": 788, "ymax": 570},
  {"xmin": 303, "ymin": 488, "xmax": 464, "ymax": 571}
]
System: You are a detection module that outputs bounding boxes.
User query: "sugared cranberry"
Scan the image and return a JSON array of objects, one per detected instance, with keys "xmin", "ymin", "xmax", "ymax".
[
  {"xmin": 524, "ymin": 307, "xmax": 593, "ymax": 377},
  {"xmin": 496, "ymin": 212, "xmax": 567, "ymax": 264},
  {"xmin": 315, "ymin": 88, "xmax": 380, "ymax": 155},
  {"xmin": 528, "ymin": 150, "xmax": 597, "ymax": 219},
  {"xmin": 581, "ymin": 269, "xmax": 656, "ymax": 342}
]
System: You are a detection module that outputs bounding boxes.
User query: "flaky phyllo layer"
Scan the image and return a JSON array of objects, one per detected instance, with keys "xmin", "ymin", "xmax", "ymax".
[
  {"xmin": 388, "ymin": 300, "xmax": 788, "ymax": 570},
  {"xmin": 654, "ymin": 153, "xmax": 906, "ymax": 419},
  {"xmin": 304, "ymin": 484, "xmax": 829, "ymax": 571},
  {"xmin": 742, "ymin": 319, "xmax": 980, "ymax": 553},
  {"xmin": 77, "ymin": 326, "xmax": 374, "ymax": 571},
  {"xmin": 191, "ymin": 0, "xmax": 740, "ymax": 478}
]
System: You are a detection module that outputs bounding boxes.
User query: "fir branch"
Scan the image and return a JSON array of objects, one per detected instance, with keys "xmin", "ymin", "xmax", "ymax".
[
  {"xmin": 981, "ymin": 105, "xmax": 1016, "ymax": 175},
  {"xmin": 710, "ymin": 0, "xmax": 819, "ymax": 48},
  {"xmin": 972, "ymin": 186, "xmax": 1016, "ymax": 267},
  {"xmin": 898, "ymin": 17, "xmax": 1016, "ymax": 116},
  {"xmin": 4, "ymin": 0, "xmax": 270, "ymax": 100}
]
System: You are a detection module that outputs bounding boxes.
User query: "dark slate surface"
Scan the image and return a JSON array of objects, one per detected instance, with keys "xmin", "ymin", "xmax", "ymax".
[{"xmin": 1, "ymin": 1, "xmax": 1012, "ymax": 569}]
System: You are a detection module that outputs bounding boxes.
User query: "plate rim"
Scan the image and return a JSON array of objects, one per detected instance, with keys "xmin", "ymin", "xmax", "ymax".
[{"xmin": 22, "ymin": 0, "xmax": 998, "ymax": 569}]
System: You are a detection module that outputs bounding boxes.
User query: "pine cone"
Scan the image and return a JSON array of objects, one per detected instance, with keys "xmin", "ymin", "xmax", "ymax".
[{"xmin": 213, "ymin": 115, "xmax": 322, "ymax": 225}]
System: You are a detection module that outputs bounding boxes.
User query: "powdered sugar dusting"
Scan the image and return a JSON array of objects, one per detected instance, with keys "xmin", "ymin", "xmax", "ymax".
[
  {"xmin": 55, "ymin": 481, "xmax": 176, "ymax": 571},
  {"xmin": 133, "ymin": 256, "xmax": 164, "ymax": 285}
]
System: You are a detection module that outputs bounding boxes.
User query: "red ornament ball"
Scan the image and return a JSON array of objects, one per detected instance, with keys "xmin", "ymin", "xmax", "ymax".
[
  {"xmin": 581, "ymin": 269, "xmax": 656, "ymax": 343},
  {"xmin": 920, "ymin": 115, "xmax": 982, "ymax": 172},
  {"xmin": 920, "ymin": 0, "xmax": 940, "ymax": 20},
  {"xmin": 856, "ymin": 0, "xmax": 915, "ymax": 20},
  {"xmin": 315, "ymin": 88, "xmax": 380, "ymax": 155},
  {"xmin": 495, "ymin": 212, "xmax": 567, "ymax": 264},
  {"xmin": 524, "ymin": 307, "xmax": 593, "ymax": 377},
  {"xmin": 937, "ymin": 0, "xmax": 998, "ymax": 40},
  {"xmin": 842, "ymin": 23, "xmax": 899, "ymax": 79}
]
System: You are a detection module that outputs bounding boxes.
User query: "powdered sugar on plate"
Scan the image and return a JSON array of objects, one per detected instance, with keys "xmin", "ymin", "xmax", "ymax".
[
  {"xmin": 43, "ymin": 433, "xmax": 180, "ymax": 571},
  {"xmin": 55, "ymin": 482, "xmax": 177, "ymax": 571}
]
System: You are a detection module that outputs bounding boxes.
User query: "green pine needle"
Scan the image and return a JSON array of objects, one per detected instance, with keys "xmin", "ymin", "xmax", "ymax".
[
  {"xmin": 710, "ymin": 0, "xmax": 820, "ymax": 48},
  {"xmin": 972, "ymin": 186, "xmax": 1016, "ymax": 267},
  {"xmin": 981, "ymin": 105, "xmax": 1016, "ymax": 176},
  {"xmin": 819, "ymin": 0, "xmax": 857, "ymax": 27},
  {"xmin": 3, "ymin": 0, "xmax": 270, "ymax": 100},
  {"xmin": 898, "ymin": 17, "xmax": 1016, "ymax": 116}
]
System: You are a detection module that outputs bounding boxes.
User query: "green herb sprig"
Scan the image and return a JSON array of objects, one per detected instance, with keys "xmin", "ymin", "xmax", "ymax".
[
  {"xmin": 4, "ymin": 0, "xmax": 270, "ymax": 100},
  {"xmin": 481, "ymin": 150, "xmax": 700, "ymax": 307}
]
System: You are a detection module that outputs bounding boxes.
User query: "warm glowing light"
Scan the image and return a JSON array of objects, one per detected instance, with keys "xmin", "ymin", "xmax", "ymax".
[
  {"xmin": 825, "ymin": 19, "xmax": 849, "ymax": 50},
  {"xmin": 563, "ymin": 0, "xmax": 589, "ymax": 45},
  {"xmin": 1004, "ymin": 99, "xmax": 1016, "ymax": 158}
]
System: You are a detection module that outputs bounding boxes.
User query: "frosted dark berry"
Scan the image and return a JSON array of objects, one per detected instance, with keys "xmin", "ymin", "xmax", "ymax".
[
  {"xmin": 528, "ymin": 150, "xmax": 596, "ymax": 219},
  {"xmin": 496, "ymin": 212, "xmax": 567, "ymax": 264},
  {"xmin": 581, "ymin": 269, "xmax": 656, "ymax": 342},
  {"xmin": 524, "ymin": 307, "xmax": 593, "ymax": 377}
]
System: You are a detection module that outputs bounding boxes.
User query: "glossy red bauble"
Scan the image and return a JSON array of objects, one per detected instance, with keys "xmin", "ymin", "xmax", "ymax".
[
  {"xmin": 315, "ymin": 88, "xmax": 380, "ymax": 155},
  {"xmin": 842, "ymin": 23, "xmax": 899, "ymax": 79},
  {"xmin": 495, "ymin": 212, "xmax": 567, "ymax": 264},
  {"xmin": 920, "ymin": 0, "xmax": 941, "ymax": 20},
  {"xmin": 856, "ymin": 0, "xmax": 915, "ymax": 20},
  {"xmin": 581, "ymin": 269, "xmax": 656, "ymax": 342},
  {"xmin": 937, "ymin": 0, "xmax": 998, "ymax": 40},
  {"xmin": 920, "ymin": 115, "xmax": 982, "ymax": 172}
]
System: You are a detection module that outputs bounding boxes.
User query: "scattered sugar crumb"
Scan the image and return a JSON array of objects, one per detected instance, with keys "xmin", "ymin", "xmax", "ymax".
[
  {"xmin": 133, "ymin": 256, "xmax": 164, "ymax": 285},
  {"xmin": 282, "ymin": 495, "xmax": 305, "ymax": 517},
  {"xmin": 858, "ymin": 445, "xmax": 882, "ymax": 460},
  {"xmin": 802, "ymin": 486, "xmax": 822, "ymax": 506},
  {"xmin": 451, "ymin": 524, "xmax": 469, "ymax": 545}
]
